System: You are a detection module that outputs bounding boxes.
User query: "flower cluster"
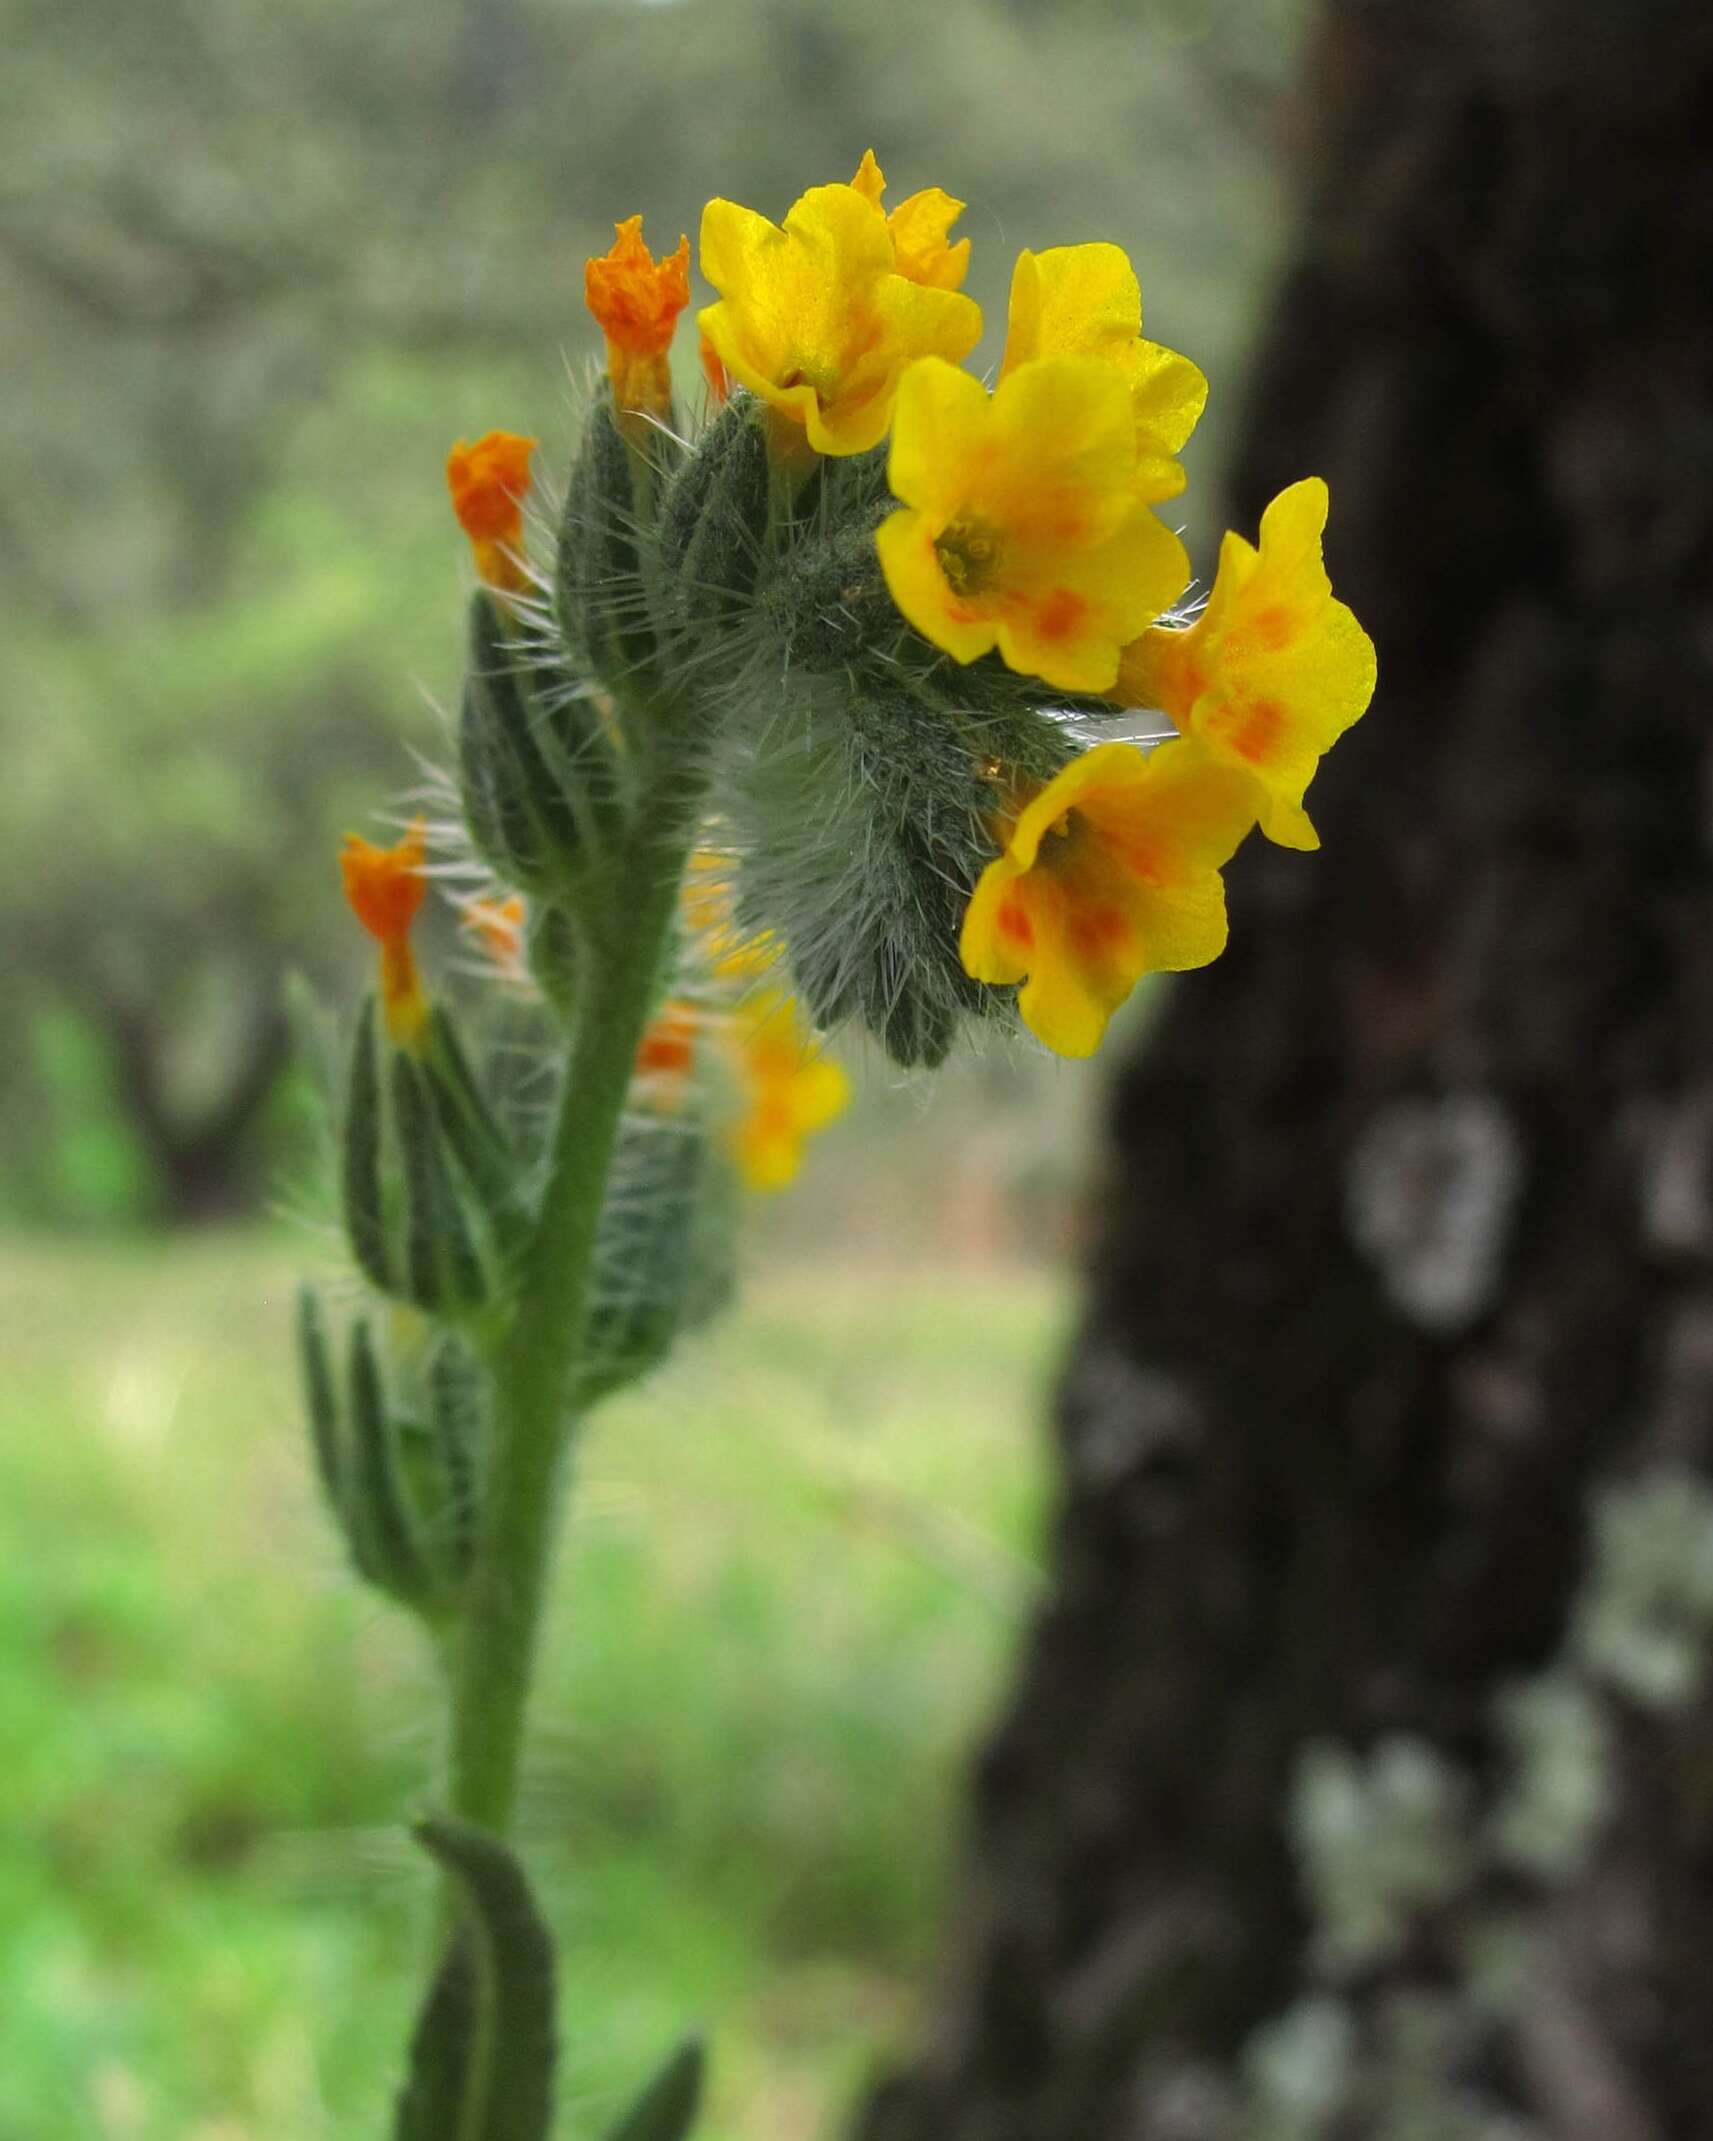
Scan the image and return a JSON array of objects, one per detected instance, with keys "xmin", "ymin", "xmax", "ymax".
[
  {"xmin": 340, "ymin": 155, "xmax": 1379, "ymax": 1327},
  {"xmin": 689, "ymin": 155, "xmax": 1374, "ymax": 1056}
]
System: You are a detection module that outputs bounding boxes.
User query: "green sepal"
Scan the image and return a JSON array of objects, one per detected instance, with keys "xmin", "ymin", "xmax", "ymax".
[
  {"xmin": 577, "ymin": 1104, "xmax": 736, "ymax": 1407},
  {"xmin": 557, "ymin": 399, "xmax": 660, "ymax": 696},
  {"xmin": 422, "ymin": 1007, "xmax": 528, "ymax": 1249},
  {"xmin": 752, "ymin": 480, "xmax": 896, "ymax": 675},
  {"xmin": 391, "ymin": 1053, "xmax": 448, "ymax": 1311},
  {"xmin": 401, "ymin": 1816, "xmax": 558, "ymax": 2141},
  {"xmin": 524, "ymin": 900, "xmax": 579, "ymax": 1022},
  {"xmin": 461, "ymin": 593, "xmax": 609, "ymax": 891},
  {"xmin": 429, "ymin": 1337, "xmax": 482, "ymax": 1583},
  {"xmin": 600, "ymin": 2036, "xmax": 705, "ymax": 2141},
  {"xmin": 295, "ymin": 1282, "xmax": 343, "ymax": 1510},
  {"xmin": 348, "ymin": 1316, "xmax": 433, "ymax": 1606},
  {"xmin": 341, "ymin": 995, "xmax": 396, "ymax": 1291},
  {"xmin": 392, "ymin": 1054, "xmax": 487, "ymax": 1314},
  {"xmin": 658, "ymin": 397, "xmax": 771, "ymax": 643},
  {"xmin": 731, "ymin": 681, "xmax": 1072, "ymax": 1068},
  {"xmin": 460, "ymin": 673, "xmax": 550, "ymax": 894}
]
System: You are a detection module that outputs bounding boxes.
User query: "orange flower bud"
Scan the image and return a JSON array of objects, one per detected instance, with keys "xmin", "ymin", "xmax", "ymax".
[
  {"xmin": 635, "ymin": 1000, "xmax": 699, "ymax": 1105},
  {"xmin": 461, "ymin": 892, "xmax": 528, "ymax": 983},
  {"xmin": 584, "ymin": 216, "xmax": 691, "ymax": 426},
  {"xmin": 341, "ymin": 823, "xmax": 431, "ymax": 1048},
  {"xmin": 446, "ymin": 431, "xmax": 537, "ymax": 593}
]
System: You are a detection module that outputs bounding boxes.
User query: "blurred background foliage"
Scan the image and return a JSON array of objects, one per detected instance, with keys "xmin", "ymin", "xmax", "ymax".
[{"xmin": 1, "ymin": 0, "xmax": 1307, "ymax": 2131}]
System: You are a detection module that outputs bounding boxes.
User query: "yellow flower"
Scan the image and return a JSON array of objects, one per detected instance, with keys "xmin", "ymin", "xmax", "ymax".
[
  {"xmin": 340, "ymin": 823, "xmax": 431, "ymax": 1049},
  {"xmin": 1112, "ymin": 478, "xmax": 1377, "ymax": 851},
  {"xmin": 1001, "ymin": 244, "xmax": 1206, "ymax": 501},
  {"xmin": 697, "ymin": 181, "xmax": 980, "ymax": 457},
  {"xmin": 877, "ymin": 355, "xmax": 1191, "ymax": 693},
  {"xmin": 584, "ymin": 216, "xmax": 691, "ymax": 425},
  {"xmin": 446, "ymin": 432, "xmax": 537, "ymax": 593},
  {"xmin": 849, "ymin": 149, "xmax": 971, "ymax": 291},
  {"xmin": 728, "ymin": 990, "xmax": 850, "ymax": 1191},
  {"xmin": 681, "ymin": 851, "xmax": 780, "ymax": 982},
  {"xmin": 961, "ymin": 741, "xmax": 1258, "ymax": 1057}
]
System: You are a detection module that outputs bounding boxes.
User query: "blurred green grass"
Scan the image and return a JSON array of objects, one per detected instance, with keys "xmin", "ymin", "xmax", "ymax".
[{"xmin": 0, "ymin": 1233, "xmax": 1064, "ymax": 2140}]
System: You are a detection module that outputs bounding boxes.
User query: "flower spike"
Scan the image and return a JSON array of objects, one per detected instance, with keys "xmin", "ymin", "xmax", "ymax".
[
  {"xmin": 446, "ymin": 432, "xmax": 537, "ymax": 594},
  {"xmin": 961, "ymin": 742, "xmax": 1259, "ymax": 1058},
  {"xmin": 878, "ymin": 354, "xmax": 1190, "ymax": 693},
  {"xmin": 584, "ymin": 216, "xmax": 691, "ymax": 427},
  {"xmin": 1112, "ymin": 478, "xmax": 1377, "ymax": 850},
  {"xmin": 341, "ymin": 823, "xmax": 431, "ymax": 1049},
  {"xmin": 697, "ymin": 179, "xmax": 980, "ymax": 458}
]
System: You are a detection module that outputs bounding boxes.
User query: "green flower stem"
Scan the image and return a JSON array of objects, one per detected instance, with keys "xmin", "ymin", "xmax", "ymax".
[{"xmin": 445, "ymin": 813, "xmax": 694, "ymax": 1835}]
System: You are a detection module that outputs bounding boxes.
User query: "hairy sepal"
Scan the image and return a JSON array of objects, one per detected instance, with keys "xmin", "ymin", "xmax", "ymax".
[{"xmin": 720, "ymin": 672, "xmax": 1073, "ymax": 1067}]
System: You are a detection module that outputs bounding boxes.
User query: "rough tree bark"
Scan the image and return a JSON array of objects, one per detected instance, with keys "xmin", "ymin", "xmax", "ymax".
[{"xmin": 858, "ymin": 2, "xmax": 1713, "ymax": 2135}]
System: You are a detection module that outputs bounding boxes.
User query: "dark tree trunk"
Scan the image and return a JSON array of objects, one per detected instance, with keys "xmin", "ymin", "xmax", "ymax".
[{"xmin": 858, "ymin": 3, "xmax": 1713, "ymax": 2136}]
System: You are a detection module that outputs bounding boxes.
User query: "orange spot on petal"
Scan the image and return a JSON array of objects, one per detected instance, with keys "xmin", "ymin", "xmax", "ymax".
[
  {"xmin": 1115, "ymin": 841, "xmax": 1166, "ymax": 889},
  {"xmin": 1246, "ymin": 604, "xmax": 1296, "ymax": 652},
  {"xmin": 1226, "ymin": 696, "xmax": 1284, "ymax": 765},
  {"xmin": 997, "ymin": 897, "xmax": 1036, "ymax": 950},
  {"xmin": 1036, "ymin": 588, "xmax": 1089, "ymax": 642},
  {"xmin": 1067, "ymin": 905, "xmax": 1130, "ymax": 958}
]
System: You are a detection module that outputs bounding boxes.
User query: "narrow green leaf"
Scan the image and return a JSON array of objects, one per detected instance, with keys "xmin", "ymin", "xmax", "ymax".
[
  {"xmin": 391, "ymin": 1054, "xmax": 450, "ymax": 1312},
  {"xmin": 412, "ymin": 1816, "xmax": 558, "ymax": 2141},
  {"xmin": 468, "ymin": 592, "xmax": 595, "ymax": 865},
  {"xmin": 430, "ymin": 1339, "xmax": 482, "ymax": 1581},
  {"xmin": 426, "ymin": 1010, "xmax": 515, "ymax": 1192},
  {"xmin": 600, "ymin": 2036, "xmax": 704, "ymax": 2141},
  {"xmin": 295, "ymin": 1282, "xmax": 343, "ymax": 1509},
  {"xmin": 393, "ymin": 1931, "xmax": 478, "ymax": 2141},
  {"xmin": 342, "ymin": 995, "xmax": 395, "ymax": 1291},
  {"xmin": 422, "ymin": 1016, "xmax": 528, "ymax": 1261},
  {"xmin": 348, "ymin": 1317, "xmax": 430, "ymax": 1602}
]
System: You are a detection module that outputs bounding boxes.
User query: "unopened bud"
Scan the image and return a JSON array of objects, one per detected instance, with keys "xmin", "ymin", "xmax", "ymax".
[
  {"xmin": 459, "ymin": 594, "xmax": 619, "ymax": 895},
  {"xmin": 657, "ymin": 396, "xmax": 772, "ymax": 643},
  {"xmin": 339, "ymin": 993, "xmax": 514, "ymax": 1316}
]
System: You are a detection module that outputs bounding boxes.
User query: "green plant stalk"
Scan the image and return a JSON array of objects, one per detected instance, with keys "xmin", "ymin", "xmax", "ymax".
[{"xmin": 445, "ymin": 813, "xmax": 696, "ymax": 1835}]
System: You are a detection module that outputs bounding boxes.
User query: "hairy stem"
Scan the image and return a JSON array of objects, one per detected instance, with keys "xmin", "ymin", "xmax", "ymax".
[{"xmin": 445, "ymin": 818, "xmax": 693, "ymax": 1834}]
